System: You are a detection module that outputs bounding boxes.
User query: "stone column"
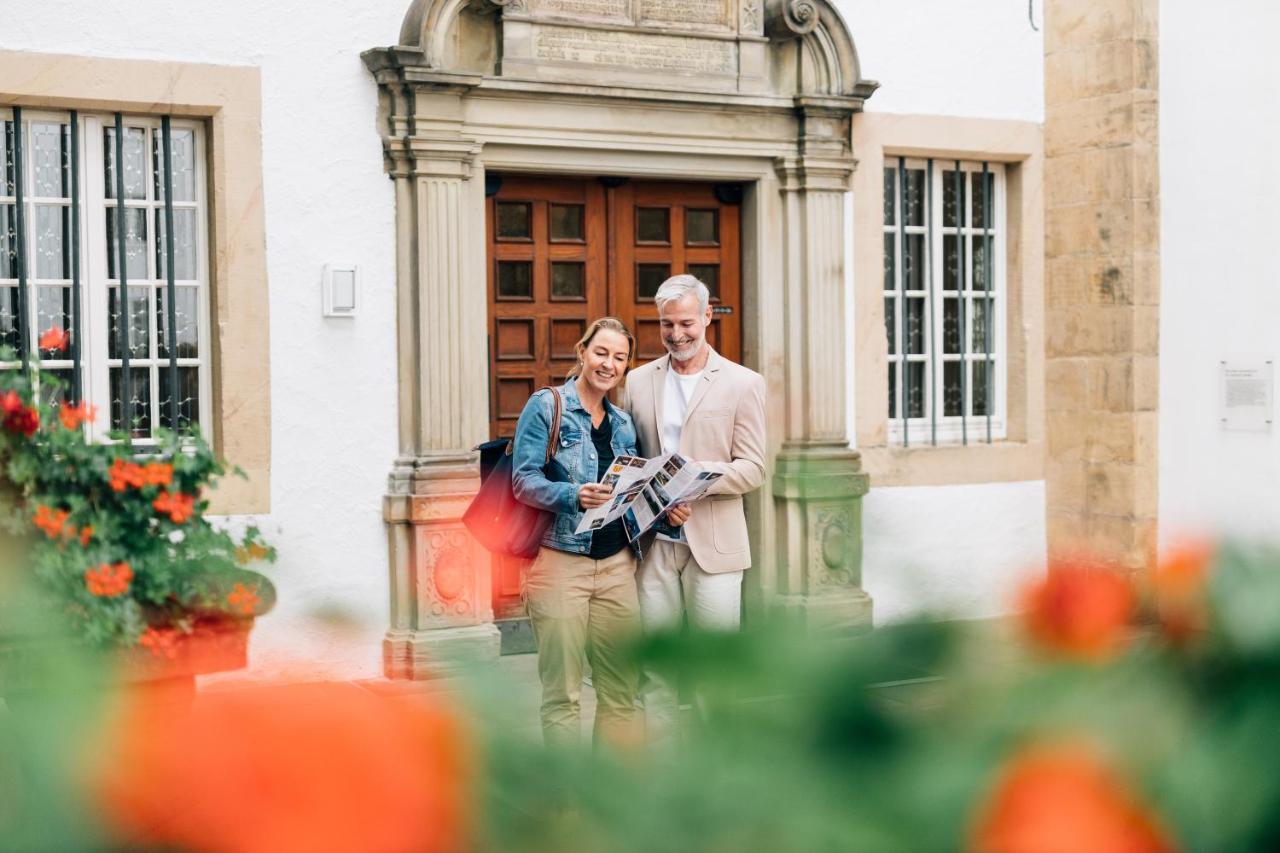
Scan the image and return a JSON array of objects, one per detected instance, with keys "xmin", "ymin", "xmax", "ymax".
[
  {"xmin": 1043, "ymin": 0, "xmax": 1160, "ymax": 571},
  {"xmin": 367, "ymin": 56, "xmax": 501, "ymax": 677},
  {"xmin": 771, "ymin": 98, "xmax": 873, "ymax": 628}
]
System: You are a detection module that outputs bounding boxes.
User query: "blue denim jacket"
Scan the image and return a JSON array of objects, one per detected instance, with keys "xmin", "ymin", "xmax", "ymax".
[{"xmin": 511, "ymin": 379, "xmax": 640, "ymax": 557}]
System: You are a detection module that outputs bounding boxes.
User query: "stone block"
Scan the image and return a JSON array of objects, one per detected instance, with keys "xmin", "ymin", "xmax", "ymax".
[
  {"xmin": 1134, "ymin": 39, "xmax": 1158, "ymax": 92},
  {"xmin": 1046, "ymin": 511, "xmax": 1089, "ymax": 555},
  {"xmin": 1046, "ymin": 305, "xmax": 1135, "ymax": 358},
  {"xmin": 1046, "ymin": 255, "xmax": 1091, "ymax": 306},
  {"xmin": 1046, "ymin": 92, "xmax": 1138, "ymax": 157},
  {"xmin": 1132, "ymin": 144, "xmax": 1159, "ymax": 201},
  {"xmin": 1132, "ymin": 251, "xmax": 1160, "ymax": 306},
  {"xmin": 1088, "ymin": 256, "xmax": 1134, "ymax": 305},
  {"xmin": 1082, "ymin": 411, "xmax": 1138, "ymax": 465},
  {"xmin": 1133, "ymin": 355, "xmax": 1159, "ymax": 411},
  {"xmin": 1089, "ymin": 356, "xmax": 1135, "ymax": 411},
  {"xmin": 1046, "ymin": 460, "xmax": 1088, "ymax": 513},
  {"xmin": 1045, "ymin": 0, "xmax": 1139, "ymax": 53},
  {"xmin": 1045, "ymin": 359, "xmax": 1089, "ymax": 412},
  {"xmin": 1134, "ymin": 305, "xmax": 1159, "ymax": 355}
]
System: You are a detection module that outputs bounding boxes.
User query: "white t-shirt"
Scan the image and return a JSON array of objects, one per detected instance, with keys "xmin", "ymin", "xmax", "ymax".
[
  {"xmin": 661, "ymin": 367, "xmax": 703, "ymax": 454},
  {"xmin": 658, "ymin": 367, "xmax": 702, "ymax": 542}
]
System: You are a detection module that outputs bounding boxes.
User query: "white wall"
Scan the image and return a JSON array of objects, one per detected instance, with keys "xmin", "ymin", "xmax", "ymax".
[
  {"xmin": 1159, "ymin": 0, "xmax": 1280, "ymax": 546},
  {"xmin": 836, "ymin": 0, "xmax": 1048, "ymax": 621},
  {"xmin": 836, "ymin": 0, "xmax": 1045, "ymax": 122},
  {"xmin": 862, "ymin": 481, "xmax": 1047, "ymax": 622},
  {"xmin": 3, "ymin": 0, "xmax": 409, "ymax": 679}
]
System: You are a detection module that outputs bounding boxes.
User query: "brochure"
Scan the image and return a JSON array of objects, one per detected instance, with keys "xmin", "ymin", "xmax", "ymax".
[{"xmin": 574, "ymin": 452, "xmax": 724, "ymax": 540}]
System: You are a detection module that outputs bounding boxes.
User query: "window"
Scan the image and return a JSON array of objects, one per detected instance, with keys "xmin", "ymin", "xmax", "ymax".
[
  {"xmin": 1, "ymin": 108, "xmax": 210, "ymax": 444},
  {"xmin": 883, "ymin": 157, "xmax": 1005, "ymax": 445}
]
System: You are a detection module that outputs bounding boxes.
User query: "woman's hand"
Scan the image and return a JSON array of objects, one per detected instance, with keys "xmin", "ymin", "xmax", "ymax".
[
  {"xmin": 665, "ymin": 503, "xmax": 691, "ymax": 527},
  {"xmin": 578, "ymin": 483, "xmax": 614, "ymax": 509}
]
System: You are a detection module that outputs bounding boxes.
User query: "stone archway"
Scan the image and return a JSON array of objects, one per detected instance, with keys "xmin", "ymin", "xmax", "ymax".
[{"xmin": 364, "ymin": 0, "xmax": 878, "ymax": 678}]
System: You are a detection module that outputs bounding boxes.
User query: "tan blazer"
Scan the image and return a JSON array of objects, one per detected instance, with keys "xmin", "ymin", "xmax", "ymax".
[{"xmin": 622, "ymin": 347, "xmax": 767, "ymax": 574}]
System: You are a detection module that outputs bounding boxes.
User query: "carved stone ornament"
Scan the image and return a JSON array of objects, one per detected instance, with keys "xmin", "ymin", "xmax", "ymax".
[
  {"xmin": 741, "ymin": 0, "xmax": 764, "ymax": 33},
  {"xmin": 813, "ymin": 507, "xmax": 854, "ymax": 588},
  {"xmin": 764, "ymin": 0, "xmax": 820, "ymax": 40}
]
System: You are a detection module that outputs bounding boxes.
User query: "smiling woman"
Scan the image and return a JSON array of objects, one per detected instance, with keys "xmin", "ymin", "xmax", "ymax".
[{"xmin": 508, "ymin": 316, "xmax": 660, "ymax": 748}]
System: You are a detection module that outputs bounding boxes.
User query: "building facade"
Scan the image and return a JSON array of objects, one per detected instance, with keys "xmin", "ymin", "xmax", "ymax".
[{"xmin": 2, "ymin": 0, "xmax": 1263, "ymax": 681}]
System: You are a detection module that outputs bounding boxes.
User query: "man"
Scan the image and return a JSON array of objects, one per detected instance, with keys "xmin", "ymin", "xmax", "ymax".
[{"xmin": 623, "ymin": 273, "xmax": 767, "ymax": 742}]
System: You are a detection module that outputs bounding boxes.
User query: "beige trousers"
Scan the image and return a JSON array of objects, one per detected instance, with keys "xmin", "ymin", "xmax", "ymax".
[{"xmin": 525, "ymin": 546, "xmax": 641, "ymax": 748}]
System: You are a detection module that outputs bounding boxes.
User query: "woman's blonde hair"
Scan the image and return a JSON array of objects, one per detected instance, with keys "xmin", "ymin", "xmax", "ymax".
[{"xmin": 568, "ymin": 317, "xmax": 635, "ymax": 379}]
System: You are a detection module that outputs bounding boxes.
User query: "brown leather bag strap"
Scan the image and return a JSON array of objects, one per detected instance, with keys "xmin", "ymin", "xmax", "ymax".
[
  {"xmin": 502, "ymin": 386, "xmax": 565, "ymax": 460},
  {"xmin": 543, "ymin": 386, "xmax": 563, "ymax": 466}
]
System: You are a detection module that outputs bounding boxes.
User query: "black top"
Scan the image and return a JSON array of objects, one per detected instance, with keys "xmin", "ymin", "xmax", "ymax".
[{"xmin": 588, "ymin": 415, "xmax": 629, "ymax": 560}]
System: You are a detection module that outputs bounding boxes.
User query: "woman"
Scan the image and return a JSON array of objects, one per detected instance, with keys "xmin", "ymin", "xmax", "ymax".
[{"xmin": 511, "ymin": 317, "xmax": 678, "ymax": 748}]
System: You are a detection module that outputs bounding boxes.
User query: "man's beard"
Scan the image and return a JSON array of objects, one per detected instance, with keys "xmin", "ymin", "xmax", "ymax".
[{"xmin": 666, "ymin": 336, "xmax": 704, "ymax": 362}]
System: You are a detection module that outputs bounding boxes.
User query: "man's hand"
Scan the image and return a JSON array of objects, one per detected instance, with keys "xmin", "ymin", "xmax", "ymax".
[
  {"xmin": 665, "ymin": 503, "xmax": 691, "ymax": 527},
  {"xmin": 577, "ymin": 483, "xmax": 614, "ymax": 509}
]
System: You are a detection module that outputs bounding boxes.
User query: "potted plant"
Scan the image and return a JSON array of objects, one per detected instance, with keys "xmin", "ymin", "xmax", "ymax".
[{"xmin": 0, "ymin": 333, "xmax": 275, "ymax": 704}]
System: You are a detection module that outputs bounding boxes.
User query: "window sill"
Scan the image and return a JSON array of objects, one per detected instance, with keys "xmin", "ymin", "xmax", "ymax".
[{"xmin": 857, "ymin": 440, "xmax": 1044, "ymax": 488}]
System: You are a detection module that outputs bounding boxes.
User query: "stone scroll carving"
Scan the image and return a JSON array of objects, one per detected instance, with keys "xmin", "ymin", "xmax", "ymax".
[{"xmin": 763, "ymin": 0, "xmax": 819, "ymax": 39}]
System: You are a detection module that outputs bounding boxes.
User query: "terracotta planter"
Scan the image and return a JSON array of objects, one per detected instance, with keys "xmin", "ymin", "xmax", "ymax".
[{"xmin": 1, "ymin": 617, "xmax": 255, "ymax": 712}]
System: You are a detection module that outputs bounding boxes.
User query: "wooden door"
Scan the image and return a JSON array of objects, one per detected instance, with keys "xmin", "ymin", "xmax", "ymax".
[
  {"xmin": 609, "ymin": 182, "xmax": 741, "ymax": 364},
  {"xmin": 485, "ymin": 176, "xmax": 741, "ymax": 626}
]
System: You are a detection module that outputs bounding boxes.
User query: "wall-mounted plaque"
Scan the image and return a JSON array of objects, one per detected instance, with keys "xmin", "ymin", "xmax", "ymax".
[{"xmin": 1220, "ymin": 360, "xmax": 1274, "ymax": 431}]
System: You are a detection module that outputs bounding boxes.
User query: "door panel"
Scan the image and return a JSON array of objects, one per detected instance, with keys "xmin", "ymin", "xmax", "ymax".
[{"xmin": 485, "ymin": 176, "xmax": 742, "ymax": 623}]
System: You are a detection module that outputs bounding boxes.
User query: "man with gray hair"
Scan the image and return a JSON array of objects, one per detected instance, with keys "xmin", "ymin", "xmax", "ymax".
[{"xmin": 622, "ymin": 273, "xmax": 767, "ymax": 744}]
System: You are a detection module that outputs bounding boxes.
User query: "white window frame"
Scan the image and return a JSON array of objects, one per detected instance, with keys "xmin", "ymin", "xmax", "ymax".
[
  {"xmin": 883, "ymin": 156, "xmax": 1007, "ymax": 446},
  {"xmin": 1, "ymin": 107, "xmax": 212, "ymax": 447}
]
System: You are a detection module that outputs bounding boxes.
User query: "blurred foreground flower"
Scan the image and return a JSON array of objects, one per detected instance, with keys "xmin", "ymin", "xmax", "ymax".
[
  {"xmin": 1019, "ymin": 560, "xmax": 1135, "ymax": 661},
  {"xmin": 91, "ymin": 682, "xmax": 470, "ymax": 853},
  {"xmin": 971, "ymin": 741, "xmax": 1174, "ymax": 853},
  {"xmin": 1148, "ymin": 541, "xmax": 1214, "ymax": 643}
]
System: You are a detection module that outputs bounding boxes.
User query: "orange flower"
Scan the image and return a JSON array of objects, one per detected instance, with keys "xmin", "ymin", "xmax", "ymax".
[
  {"xmin": 79, "ymin": 525, "xmax": 94, "ymax": 547},
  {"xmin": 93, "ymin": 682, "xmax": 470, "ymax": 853},
  {"xmin": 108, "ymin": 458, "xmax": 147, "ymax": 492},
  {"xmin": 38, "ymin": 325, "xmax": 69, "ymax": 352},
  {"xmin": 226, "ymin": 582, "xmax": 260, "ymax": 616},
  {"xmin": 971, "ymin": 741, "xmax": 1174, "ymax": 853},
  {"xmin": 1019, "ymin": 560, "xmax": 1135, "ymax": 661},
  {"xmin": 152, "ymin": 491, "xmax": 195, "ymax": 524},
  {"xmin": 59, "ymin": 400, "xmax": 97, "ymax": 430},
  {"xmin": 234, "ymin": 542, "xmax": 271, "ymax": 565},
  {"xmin": 1, "ymin": 390, "xmax": 39, "ymax": 437},
  {"xmin": 84, "ymin": 562, "xmax": 133, "ymax": 598},
  {"xmin": 142, "ymin": 461, "xmax": 173, "ymax": 488},
  {"xmin": 32, "ymin": 504, "xmax": 71, "ymax": 539},
  {"xmin": 137, "ymin": 626, "xmax": 180, "ymax": 660},
  {"xmin": 1149, "ymin": 541, "xmax": 1215, "ymax": 643}
]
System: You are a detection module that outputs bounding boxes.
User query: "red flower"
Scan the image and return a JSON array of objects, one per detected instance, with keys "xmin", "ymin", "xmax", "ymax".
[
  {"xmin": 137, "ymin": 626, "xmax": 180, "ymax": 660},
  {"xmin": 59, "ymin": 400, "xmax": 97, "ymax": 430},
  {"xmin": 971, "ymin": 741, "xmax": 1174, "ymax": 853},
  {"xmin": 1, "ymin": 390, "xmax": 39, "ymax": 437},
  {"xmin": 85, "ymin": 562, "xmax": 133, "ymax": 598},
  {"xmin": 32, "ymin": 504, "xmax": 71, "ymax": 539},
  {"xmin": 1, "ymin": 390, "xmax": 22, "ymax": 416},
  {"xmin": 226, "ymin": 582, "xmax": 260, "ymax": 616},
  {"xmin": 92, "ymin": 682, "xmax": 470, "ymax": 853},
  {"xmin": 1019, "ymin": 559, "xmax": 1135, "ymax": 661},
  {"xmin": 152, "ymin": 491, "xmax": 195, "ymax": 524},
  {"xmin": 38, "ymin": 325, "xmax": 69, "ymax": 352},
  {"xmin": 108, "ymin": 459, "xmax": 147, "ymax": 492},
  {"xmin": 142, "ymin": 461, "xmax": 173, "ymax": 488},
  {"xmin": 79, "ymin": 525, "xmax": 94, "ymax": 547}
]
